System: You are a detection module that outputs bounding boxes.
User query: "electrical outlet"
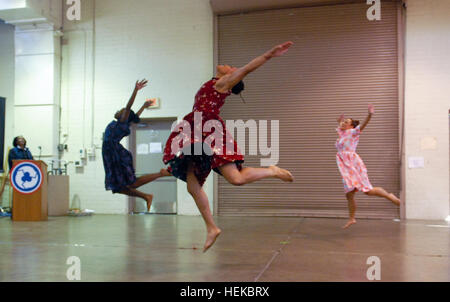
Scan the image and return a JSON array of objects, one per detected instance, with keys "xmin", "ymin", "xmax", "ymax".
[
  {"xmin": 74, "ymin": 160, "xmax": 83, "ymax": 167},
  {"xmin": 79, "ymin": 149, "xmax": 86, "ymax": 159}
]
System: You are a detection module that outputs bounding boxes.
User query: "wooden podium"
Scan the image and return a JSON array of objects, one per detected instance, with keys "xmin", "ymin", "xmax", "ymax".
[{"xmin": 11, "ymin": 160, "xmax": 48, "ymax": 221}]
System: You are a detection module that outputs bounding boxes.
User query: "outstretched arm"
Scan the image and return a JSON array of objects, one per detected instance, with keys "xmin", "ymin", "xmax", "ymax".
[
  {"xmin": 119, "ymin": 79, "xmax": 148, "ymax": 123},
  {"xmin": 136, "ymin": 99, "xmax": 155, "ymax": 117},
  {"xmin": 360, "ymin": 104, "xmax": 374, "ymax": 132},
  {"xmin": 214, "ymin": 41, "xmax": 293, "ymax": 93},
  {"xmin": 337, "ymin": 114, "xmax": 345, "ymax": 125}
]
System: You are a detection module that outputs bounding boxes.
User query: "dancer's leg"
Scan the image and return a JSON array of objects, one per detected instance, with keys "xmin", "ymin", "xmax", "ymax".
[
  {"xmin": 343, "ymin": 189, "xmax": 357, "ymax": 229},
  {"xmin": 186, "ymin": 163, "xmax": 221, "ymax": 252},
  {"xmin": 364, "ymin": 187, "xmax": 400, "ymax": 206},
  {"xmin": 218, "ymin": 163, "xmax": 293, "ymax": 186},
  {"xmin": 118, "ymin": 187, "xmax": 153, "ymax": 212},
  {"xmin": 130, "ymin": 168, "xmax": 171, "ymax": 189}
]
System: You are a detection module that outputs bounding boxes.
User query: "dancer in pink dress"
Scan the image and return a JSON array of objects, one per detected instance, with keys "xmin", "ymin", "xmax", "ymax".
[
  {"xmin": 336, "ymin": 104, "xmax": 400, "ymax": 229},
  {"xmin": 163, "ymin": 42, "xmax": 295, "ymax": 252}
]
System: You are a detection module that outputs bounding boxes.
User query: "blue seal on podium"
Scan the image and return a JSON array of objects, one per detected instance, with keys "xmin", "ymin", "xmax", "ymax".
[{"xmin": 10, "ymin": 161, "xmax": 44, "ymax": 195}]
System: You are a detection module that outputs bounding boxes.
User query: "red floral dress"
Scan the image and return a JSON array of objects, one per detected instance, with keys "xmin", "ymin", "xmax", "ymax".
[{"xmin": 163, "ymin": 78, "xmax": 244, "ymax": 186}]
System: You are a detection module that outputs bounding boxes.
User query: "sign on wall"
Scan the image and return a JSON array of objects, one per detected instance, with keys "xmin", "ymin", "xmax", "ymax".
[{"xmin": 9, "ymin": 161, "xmax": 43, "ymax": 194}]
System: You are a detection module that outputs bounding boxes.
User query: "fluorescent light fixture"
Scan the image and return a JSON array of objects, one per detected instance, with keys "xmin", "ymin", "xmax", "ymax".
[{"xmin": 0, "ymin": 0, "xmax": 26, "ymax": 10}]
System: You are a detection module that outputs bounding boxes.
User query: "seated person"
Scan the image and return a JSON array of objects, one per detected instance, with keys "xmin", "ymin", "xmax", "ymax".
[{"xmin": 8, "ymin": 136, "xmax": 34, "ymax": 170}]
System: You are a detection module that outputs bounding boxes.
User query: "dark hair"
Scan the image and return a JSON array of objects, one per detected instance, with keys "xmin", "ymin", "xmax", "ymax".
[
  {"xmin": 13, "ymin": 136, "xmax": 26, "ymax": 147},
  {"xmin": 127, "ymin": 110, "xmax": 141, "ymax": 124},
  {"xmin": 351, "ymin": 119, "xmax": 360, "ymax": 128},
  {"xmin": 231, "ymin": 80, "xmax": 245, "ymax": 95},
  {"xmin": 117, "ymin": 109, "xmax": 140, "ymax": 124}
]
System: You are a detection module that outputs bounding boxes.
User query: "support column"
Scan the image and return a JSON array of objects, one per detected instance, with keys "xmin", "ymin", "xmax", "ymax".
[{"xmin": 13, "ymin": 24, "xmax": 61, "ymax": 161}]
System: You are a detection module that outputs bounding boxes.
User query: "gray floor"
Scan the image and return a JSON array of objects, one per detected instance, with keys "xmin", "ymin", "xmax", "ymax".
[{"xmin": 0, "ymin": 214, "xmax": 449, "ymax": 282}]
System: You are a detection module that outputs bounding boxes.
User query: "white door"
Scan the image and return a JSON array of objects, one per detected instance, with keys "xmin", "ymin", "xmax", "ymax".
[{"xmin": 130, "ymin": 119, "xmax": 177, "ymax": 214}]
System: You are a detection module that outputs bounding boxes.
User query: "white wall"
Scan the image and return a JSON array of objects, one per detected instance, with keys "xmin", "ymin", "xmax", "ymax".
[
  {"xmin": 0, "ymin": 21, "xmax": 15, "ymax": 173},
  {"xmin": 1, "ymin": 9, "xmax": 60, "ymax": 208},
  {"xmin": 61, "ymin": 0, "xmax": 214, "ymax": 214},
  {"xmin": 14, "ymin": 27, "xmax": 61, "ymax": 159},
  {"xmin": 404, "ymin": 0, "xmax": 450, "ymax": 220}
]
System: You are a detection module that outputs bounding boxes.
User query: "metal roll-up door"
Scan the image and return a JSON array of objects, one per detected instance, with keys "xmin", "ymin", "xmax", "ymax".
[{"xmin": 217, "ymin": 1, "xmax": 400, "ymax": 218}]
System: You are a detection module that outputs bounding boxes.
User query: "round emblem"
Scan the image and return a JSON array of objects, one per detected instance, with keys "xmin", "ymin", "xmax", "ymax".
[{"xmin": 10, "ymin": 161, "xmax": 43, "ymax": 194}]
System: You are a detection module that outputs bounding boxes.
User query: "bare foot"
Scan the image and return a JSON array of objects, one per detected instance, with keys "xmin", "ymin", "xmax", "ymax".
[
  {"xmin": 342, "ymin": 219, "xmax": 356, "ymax": 229},
  {"xmin": 270, "ymin": 166, "xmax": 294, "ymax": 182},
  {"xmin": 389, "ymin": 193, "xmax": 401, "ymax": 206},
  {"xmin": 144, "ymin": 194, "xmax": 153, "ymax": 212},
  {"xmin": 160, "ymin": 168, "xmax": 172, "ymax": 177},
  {"xmin": 203, "ymin": 228, "xmax": 221, "ymax": 253}
]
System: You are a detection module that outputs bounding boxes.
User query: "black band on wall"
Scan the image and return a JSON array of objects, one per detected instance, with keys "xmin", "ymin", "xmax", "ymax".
[{"xmin": 0, "ymin": 97, "xmax": 5, "ymax": 172}]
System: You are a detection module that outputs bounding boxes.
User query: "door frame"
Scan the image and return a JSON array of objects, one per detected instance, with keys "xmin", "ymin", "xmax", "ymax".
[{"xmin": 128, "ymin": 117, "xmax": 177, "ymax": 214}]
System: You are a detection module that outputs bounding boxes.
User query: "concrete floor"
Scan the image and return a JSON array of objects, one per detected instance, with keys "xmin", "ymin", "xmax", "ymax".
[{"xmin": 0, "ymin": 214, "xmax": 449, "ymax": 282}]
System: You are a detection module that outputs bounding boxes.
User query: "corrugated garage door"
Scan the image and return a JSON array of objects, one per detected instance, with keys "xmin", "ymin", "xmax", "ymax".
[{"xmin": 217, "ymin": 1, "xmax": 401, "ymax": 218}]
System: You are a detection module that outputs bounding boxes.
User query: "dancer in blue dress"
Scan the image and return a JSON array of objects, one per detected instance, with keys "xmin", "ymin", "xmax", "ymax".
[{"xmin": 102, "ymin": 79, "xmax": 171, "ymax": 211}]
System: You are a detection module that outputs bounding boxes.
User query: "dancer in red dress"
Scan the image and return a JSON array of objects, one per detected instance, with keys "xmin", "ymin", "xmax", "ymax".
[{"xmin": 163, "ymin": 42, "xmax": 295, "ymax": 252}]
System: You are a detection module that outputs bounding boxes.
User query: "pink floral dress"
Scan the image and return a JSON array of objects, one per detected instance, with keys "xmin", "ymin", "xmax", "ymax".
[{"xmin": 335, "ymin": 125, "xmax": 373, "ymax": 193}]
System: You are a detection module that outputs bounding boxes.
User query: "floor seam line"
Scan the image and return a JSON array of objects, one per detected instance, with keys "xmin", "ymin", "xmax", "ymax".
[{"xmin": 253, "ymin": 217, "xmax": 305, "ymax": 282}]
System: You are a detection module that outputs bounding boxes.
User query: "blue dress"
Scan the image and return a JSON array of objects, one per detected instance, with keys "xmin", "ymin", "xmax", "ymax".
[{"xmin": 102, "ymin": 120, "xmax": 136, "ymax": 193}]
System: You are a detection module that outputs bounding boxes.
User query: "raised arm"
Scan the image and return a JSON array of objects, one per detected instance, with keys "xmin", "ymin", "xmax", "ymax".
[
  {"xmin": 214, "ymin": 41, "xmax": 293, "ymax": 93},
  {"xmin": 136, "ymin": 99, "xmax": 155, "ymax": 117},
  {"xmin": 119, "ymin": 79, "xmax": 148, "ymax": 123},
  {"xmin": 337, "ymin": 114, "xmax": 345, "ymax": 125},
  {"xmin": 360, "ymin": 104, "xmax": 374, "ymax": 132}
]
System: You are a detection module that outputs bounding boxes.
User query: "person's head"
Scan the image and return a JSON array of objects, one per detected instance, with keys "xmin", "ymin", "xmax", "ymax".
[
  {"xmin": 114, "ymin": 109, "xmax": 140, "ymax": 124},
  {"xmin": 13, "ymin": 136, "xmax": 26, "ymax": 148},
  {"xmin": 231, "ymin": 80, "xmax": 245, "ymax": 95},
  {"xmin": 216, "ymin": 64, "xmax": 237, "ymax": 78},
  {"xmin": 340, "ymin": 118, "xmax": 359, "ymax": 130},
  {"xmin": 215, "ymin": 64, "xmax": 245, "ymax": 96}
]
